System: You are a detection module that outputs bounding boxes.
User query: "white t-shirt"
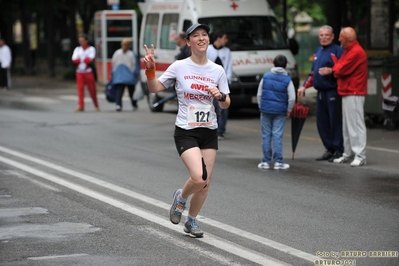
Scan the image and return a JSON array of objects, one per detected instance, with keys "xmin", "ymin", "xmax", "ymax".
[
  {"xmin": 0, "ymin": 44, "xmax": 12, "ymax": 68},
  {"xmin": 207, "ymin": 45, "xmax": 232, "ymax": 83},
  {"xmin": 112, "ymin": 49, "xmax": 136, "ymax": 72},
  {"xmin": 159, "ymin": 58, "xmax": 230, "ymax": 130}
]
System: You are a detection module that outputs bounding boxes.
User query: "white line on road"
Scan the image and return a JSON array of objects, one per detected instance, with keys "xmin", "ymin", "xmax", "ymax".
[
  {"xmin": 27, "ymin": 254, "xmax": 88, "ymax": 260},
  {"xmin": 367, "ymin": 146, "xmax": 399, "ymax": 154},
  {"xmin": 3, "ymin": 170, "xmax": 61, "ymax": 192},
  {"xmin": 0, "ymin": 154, "xmax": 290, "ymax": 266},
  {"xmin": 21, "ymin": 97, "xmax": 61, "ymax": 104},
  {"xmin": 0, "ymin": 145, "xmax": 319, "ymax": 263}
]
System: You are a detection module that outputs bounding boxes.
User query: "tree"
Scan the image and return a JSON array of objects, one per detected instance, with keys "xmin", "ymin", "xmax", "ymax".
[{"xmin": 77, "ymin": 0, "xmax": 107, "ymax": 36}]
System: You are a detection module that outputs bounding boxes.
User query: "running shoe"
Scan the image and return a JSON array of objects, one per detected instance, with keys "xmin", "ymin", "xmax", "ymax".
[
  {"xmin": 333, "ymin": 156, "xmax": 349, "ymax": 163},
  {"xmin": 184, "ymin": 218, "xmax": 204, "ymax": 238},
  {"xmin": 350, "ymin": 158, "xmax": 366, "ymax": 167},
  {"xmin": 257, "ymin": 162, "xmax": 270, "ymax": 169},
  {"xmin": 274, "ymin": 162, "xmax": 290, "ymax": 169},
  {"xmin": 169, "ymin": 189, "xmax": 185, "ymax": 224}
]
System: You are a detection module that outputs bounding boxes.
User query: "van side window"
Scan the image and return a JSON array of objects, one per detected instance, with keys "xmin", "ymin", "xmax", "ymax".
[
  {"xmin": 144, "ymin": 14, "xmax": 159, "ymax": 47},
  {"xmin": 183, "ymin": 20, "xmax": 192, "ymax": 32},
  {"xmin": 160, "ymin": 13, "xmax": 179, "ymax": 50},
  {"xmin": 198, "ymin": 16, "xmax": 287, "ymax": 51}
]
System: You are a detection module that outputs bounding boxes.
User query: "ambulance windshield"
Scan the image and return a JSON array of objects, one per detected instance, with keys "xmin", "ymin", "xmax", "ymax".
[{"xmin": 198, "ymin": 16, "xmax": 288, "ymax": 51}]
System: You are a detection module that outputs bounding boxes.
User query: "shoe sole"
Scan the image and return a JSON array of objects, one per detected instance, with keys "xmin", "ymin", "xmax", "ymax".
[
  {"xmin": 274, "ymin": 165, "xmax": 290, "ymax": 170},
  {"xmin": 350, "ymin": 162, "xmax": 366, "ymax": 167},
  {"xmin": 333, "ymin": 160, "xmax": 348, "ymax": 164},
  {"xmin": 169, "ymin": 189, "xmax": 183, "ymax": 225}
]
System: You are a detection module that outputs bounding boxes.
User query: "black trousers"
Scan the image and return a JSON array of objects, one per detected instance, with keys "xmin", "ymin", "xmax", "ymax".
[
  {"xmin": 114, "ymin": 83, "xmax": 137, "ymax": 109},
  {"xmin": 0, "ymin": 64, "xmax": 8, "ymax": 88},
  {"xmin": 316, "ymin": 90, "xmax": 344, "ymax": 155}
]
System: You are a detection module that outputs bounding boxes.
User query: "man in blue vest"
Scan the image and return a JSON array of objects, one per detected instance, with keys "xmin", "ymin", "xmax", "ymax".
[
  {"xmin": 298, "ymin": 25, "xmax": 344, "ymax": 162},
  {"xmin": 257, "ymin": 55, "xmax": 295, "ymax": 170}
]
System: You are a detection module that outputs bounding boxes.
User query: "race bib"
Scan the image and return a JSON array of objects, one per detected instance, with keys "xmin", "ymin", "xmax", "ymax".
[{"xmin": 187, "ymin": 104, "xmax": 214, "ymax": 127}]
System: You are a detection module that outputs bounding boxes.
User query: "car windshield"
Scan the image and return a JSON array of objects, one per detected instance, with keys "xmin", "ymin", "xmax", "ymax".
[{"xmin": 198, "ymin": 16, "xmax": 288, "ymax": 51}]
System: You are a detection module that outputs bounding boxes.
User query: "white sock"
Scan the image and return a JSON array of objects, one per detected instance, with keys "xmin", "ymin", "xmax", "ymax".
[
  {"xmin": 186, "ymin": 214, "xmax": 196, "ymax": 222},
  {"xmin": 177, "ymin": 194, "xmax": 186, "ymax": 203}
]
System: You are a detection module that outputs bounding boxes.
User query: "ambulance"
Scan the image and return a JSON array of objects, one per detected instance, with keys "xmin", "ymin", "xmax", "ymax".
[{"xmin": 138, "ymin": 0, "xmax": 299, "ymax": 112}]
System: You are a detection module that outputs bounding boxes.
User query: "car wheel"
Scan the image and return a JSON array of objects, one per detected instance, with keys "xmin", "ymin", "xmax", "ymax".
[{"xmin": 147, "ymin": 93, "xmax": 164, "ymax": 112}]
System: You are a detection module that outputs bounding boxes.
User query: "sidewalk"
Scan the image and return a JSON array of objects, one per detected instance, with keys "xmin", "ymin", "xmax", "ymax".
[
  {"xmin": 10, "ymin": 58, "xmax": 77, "ymax": 91},
  {"xmin": 8, "ymin": 58, "xmax": 318, "ymax": 114}
]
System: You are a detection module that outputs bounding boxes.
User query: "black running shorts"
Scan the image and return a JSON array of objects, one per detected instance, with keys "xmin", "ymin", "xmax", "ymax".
[{"xmin": 174, "ymin": 126, "xmax": 218, "ymax": 156}]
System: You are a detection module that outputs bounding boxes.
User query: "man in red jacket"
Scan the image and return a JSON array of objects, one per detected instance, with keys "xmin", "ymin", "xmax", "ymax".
[{"xmin": 319, "ymin": 27, "xmax": 367, "ymax": 167}]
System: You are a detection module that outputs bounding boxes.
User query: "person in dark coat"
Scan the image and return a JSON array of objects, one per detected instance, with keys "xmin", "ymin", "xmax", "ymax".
[{"xmin": 297, "ymin": 25, "xmax": 344, "ymax": 162}]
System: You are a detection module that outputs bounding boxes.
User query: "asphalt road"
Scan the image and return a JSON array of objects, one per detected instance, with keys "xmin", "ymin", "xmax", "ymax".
[{"xmin": 0, "ymin": 77, "xmax": 398, "ymax": 266}]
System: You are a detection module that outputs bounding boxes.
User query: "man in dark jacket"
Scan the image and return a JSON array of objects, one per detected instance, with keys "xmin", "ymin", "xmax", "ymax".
[
  {"xmin": 319, "ymin": 27, "xmax": 368, "ymax": 167},
  {"xmin": 175, "ymin": 32, "xmax": 190, "ymax": 60},
  {"xmin": 298, "ymin": 25, "xmax": 344, "ymax": 162}
]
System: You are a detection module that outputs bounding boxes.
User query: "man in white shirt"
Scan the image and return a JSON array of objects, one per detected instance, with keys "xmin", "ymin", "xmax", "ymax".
[
  {"xmin": 207, "ymin": 30, "xmax": 232, "ymax": 140},
  {"xmin": 0, "ymin": 38, "xmax": 12, "ymax": 90}
]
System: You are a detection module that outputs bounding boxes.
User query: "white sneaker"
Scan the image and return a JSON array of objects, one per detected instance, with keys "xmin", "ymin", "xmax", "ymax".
[
  {"xmin": 350, "ymin": 159, "xmax": 366, "ymax": 167},
  {"xmin": 333, "ymin": 156, "xmax": 349, "ymax": 163},
  {"xmin": 274, "ymin": 162, "xmax": 290, "ymax": 170},
  {"xmin": 258, "ymin": 162, "xmax": 270, "ymax": 169}
]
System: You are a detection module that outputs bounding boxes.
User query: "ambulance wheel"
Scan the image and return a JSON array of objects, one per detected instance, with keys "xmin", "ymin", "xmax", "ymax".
[
  {"xmin": 384, "ymin": 118, "xmax": 396, "ymax": 130},
  {"xmin": 365, "ymin": 115, "xmax": 376, "ymax": 129},
  {"xmin": 147, "ymin": 93, "xmax": 164, "ymax": 112}
]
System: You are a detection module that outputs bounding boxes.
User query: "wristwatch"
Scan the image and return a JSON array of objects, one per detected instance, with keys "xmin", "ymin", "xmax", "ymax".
[{"xmin": 218, "ymin": 92, "xmax": 226, "ymax": 102}]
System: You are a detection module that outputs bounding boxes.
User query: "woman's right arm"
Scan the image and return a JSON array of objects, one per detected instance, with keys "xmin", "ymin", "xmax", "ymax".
[{"xmin": 143, "ymin": 44, "xmax": 166, "ymax": 93}]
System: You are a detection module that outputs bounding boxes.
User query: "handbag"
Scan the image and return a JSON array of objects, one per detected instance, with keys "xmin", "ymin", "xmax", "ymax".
[{"xmin": 105, "ymin": 81, "xmax": 116, "ymax": 103}]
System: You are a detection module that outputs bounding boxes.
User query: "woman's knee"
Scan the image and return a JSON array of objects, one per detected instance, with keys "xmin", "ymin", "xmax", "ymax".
[{"xmin": 190, "ymin": 174, "xmax": 207, "ymax": 188}]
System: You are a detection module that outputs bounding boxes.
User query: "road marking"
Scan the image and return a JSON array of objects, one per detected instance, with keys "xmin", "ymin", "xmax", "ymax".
[
  {"xmin": 0, "ymin": 207, "xmax": 48, "ymax": 218},
  {"xmin": 0, "ymin": 154, "xmax": 290, "ymax": 266},
  {"xmin": 230, "ymin": 126, "xmax": 399, "ymax": 154},
  {"xmin": 21, "ymin": 97, "xmax": 60, "ymax": 104},
  {"xmin": 367, "ymin": 146, "xmax": 399, "ymax": 154},
  {"xmin": 3, "ymin": 170, "xmax": 61, "ymax": 192},
  {"xmin": 0, "ymin": 145, "xmax": 318, "ymax": 263},
  {"xmin": 58, "ymin": 95, "xmax": 100, "ymax": 103},
  {"xmin": 142, "ymin": 227, "xmax": 249, "ymax": 266},
  {"xmin": 28, "ymin": 254, "xmax": 88, "ymax": 260}
]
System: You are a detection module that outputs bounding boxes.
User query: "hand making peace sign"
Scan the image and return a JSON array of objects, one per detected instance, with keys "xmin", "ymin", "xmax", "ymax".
[{"xmin": 143, "ymin": 44, "xmax": 155, "ymax": 69}]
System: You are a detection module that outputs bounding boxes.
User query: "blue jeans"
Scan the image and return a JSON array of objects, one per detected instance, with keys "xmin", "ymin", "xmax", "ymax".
[{"xmin": 260, "ymin": 113, "xmax": 287, "ymax": 164}]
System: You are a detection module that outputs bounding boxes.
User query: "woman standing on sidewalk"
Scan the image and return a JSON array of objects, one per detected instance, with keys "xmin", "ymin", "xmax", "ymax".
[
  {"xmin": 71, "ymin": 34, "xmax": 99, "ymax": 112},
  {"xmin": 143, "ymin": 23, "xmax": 230, "ymax": 237},
  {"xmin": 111, "ymin": 38, "xmax": 140, "ymax": 111}
]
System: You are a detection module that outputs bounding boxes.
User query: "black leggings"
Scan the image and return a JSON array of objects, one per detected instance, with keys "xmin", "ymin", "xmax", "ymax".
[{"xmin": 0, "ymin": 65, "xmax": 8, "ymax": 88}]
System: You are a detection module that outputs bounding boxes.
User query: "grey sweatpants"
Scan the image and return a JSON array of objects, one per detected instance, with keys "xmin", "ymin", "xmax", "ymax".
[{"xmin": 342, "ymin": 96, "xmax": 367, "ymax": 160}]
